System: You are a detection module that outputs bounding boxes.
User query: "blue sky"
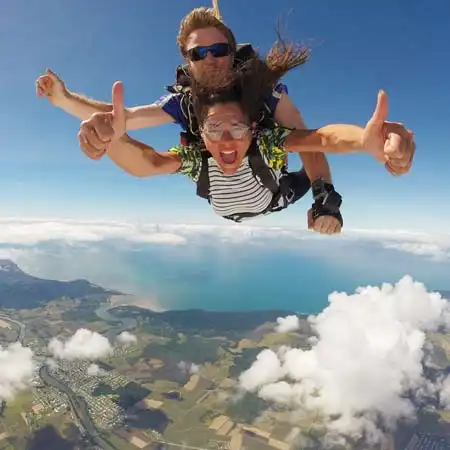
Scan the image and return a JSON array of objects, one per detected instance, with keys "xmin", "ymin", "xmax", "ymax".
[{"xmin": 1, "ymin": 0, "xmax": 449, "ymax": 231}]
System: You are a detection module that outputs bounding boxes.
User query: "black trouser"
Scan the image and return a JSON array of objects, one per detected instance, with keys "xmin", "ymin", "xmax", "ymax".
[{"xmin": 280, "ymin": 168, "xmax": 311, "ymax": 205}]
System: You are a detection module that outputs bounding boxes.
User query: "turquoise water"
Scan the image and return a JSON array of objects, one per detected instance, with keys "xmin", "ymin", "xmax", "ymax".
[
  {"xmin": 110, "ymin": 240, "xmax": 450, "ymax": 314},
  {"xmin": 13, "ymin": 238, "xmax": 450, "ymax": 314}
]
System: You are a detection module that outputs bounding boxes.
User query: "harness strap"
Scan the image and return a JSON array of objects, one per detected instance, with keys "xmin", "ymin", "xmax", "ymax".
[
  {"xmin": 246, "ymin": 142, "xmax": 279, "ymax": 195},
  {"xmin": 196, "ymin": 152, "xmax": 211, "ymax": 200}
]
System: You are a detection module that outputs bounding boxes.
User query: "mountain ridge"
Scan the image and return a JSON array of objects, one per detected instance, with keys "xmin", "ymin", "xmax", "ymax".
[{"xmin": 0, "ymin": 259, "xmax": 121, "ymax": 309}]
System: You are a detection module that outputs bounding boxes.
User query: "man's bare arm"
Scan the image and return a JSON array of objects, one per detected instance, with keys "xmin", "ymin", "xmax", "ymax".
[
  {"xmin": 274, "ymin": 93, "xmax": 333, "ymax": 183},
  {"xmin": 57, "ymin": 90, "xmax": 174, "ymax": 129},
  {"xmin": 106, "ymin": 134, "xmax": 181, "ymax": 177}
]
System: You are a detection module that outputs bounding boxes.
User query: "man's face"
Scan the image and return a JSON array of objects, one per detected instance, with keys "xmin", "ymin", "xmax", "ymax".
[{"xmin": 185, "ymin": 27, "xmax": 233, "ymax": 83}]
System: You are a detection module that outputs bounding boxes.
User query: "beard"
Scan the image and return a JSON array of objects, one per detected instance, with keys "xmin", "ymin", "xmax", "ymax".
[{"xmin": 194, "ymin": 64, "xmax": 235, "ymax": 90}]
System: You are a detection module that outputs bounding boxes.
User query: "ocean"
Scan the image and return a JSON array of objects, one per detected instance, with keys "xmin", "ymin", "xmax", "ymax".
[
  {"xmin": 8, "ymin": 237, "xmax": 450, "ymax": 314},
  {"xmin": 98, "ymin": 239, "xmax": 450, "ymax": 314}
]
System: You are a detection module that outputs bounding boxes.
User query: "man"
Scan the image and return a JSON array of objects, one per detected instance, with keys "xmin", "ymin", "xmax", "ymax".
[{"xmin": 36, "ymin": 6, "xmax": 346, "ymax": 234}]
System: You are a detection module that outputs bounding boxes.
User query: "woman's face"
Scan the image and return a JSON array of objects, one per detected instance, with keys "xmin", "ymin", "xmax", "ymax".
[{"xmin": 200, "ymin": 102, "xmax": 253, "ymax": 175}]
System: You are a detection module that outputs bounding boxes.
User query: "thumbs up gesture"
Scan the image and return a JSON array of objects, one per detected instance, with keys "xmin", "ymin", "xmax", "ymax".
[
  {"xmin": 362, "ymin": 90, "xmax": 415, "ymax": 176},
  {"xmin": 78, "ymin": 81, "xmax": 126, "ymax": 160}
]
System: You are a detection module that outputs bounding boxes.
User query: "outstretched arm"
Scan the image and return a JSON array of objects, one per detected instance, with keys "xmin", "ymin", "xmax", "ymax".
[
  {"xmin": 36, "ymin": 69, "xmax": 175, "ymax": 129},
  {"xmin": 105, "ymin": 134, "xmax": 181, "ymax": 177},
  {"xmin": 284, "ymin": 90, "xmax": 414, "ymax": 174},
  {"xmin": 77, "ymin": 80, "xmax": 182, "ymax": 174},
  {"xmin": 58, "ymin": 92, "xmax": 174, "ymax": 130},
  {"xmin": 285, "ymin": 125, "xmax": 365, "ymax": 155}
]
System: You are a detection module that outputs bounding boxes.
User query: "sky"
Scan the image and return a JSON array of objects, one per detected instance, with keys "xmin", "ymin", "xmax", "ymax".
[
  {"xmin": 1, "ymin": 0, "xmax": 449, "ymax": 231},
  {"xmin": 1, "ymin": 4, "xmax": 450, "ymax": 443}
]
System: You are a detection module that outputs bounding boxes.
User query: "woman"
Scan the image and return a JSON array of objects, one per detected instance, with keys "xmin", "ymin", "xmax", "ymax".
[{"xmin": 78, "ymin": 39, "xmax": 413, "ymax": 226}]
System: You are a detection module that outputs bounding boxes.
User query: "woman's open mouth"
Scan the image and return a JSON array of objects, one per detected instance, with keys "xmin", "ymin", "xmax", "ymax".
[{"xmin": 220, "ymin": 150, "xmax": 238, "ymax": 165}]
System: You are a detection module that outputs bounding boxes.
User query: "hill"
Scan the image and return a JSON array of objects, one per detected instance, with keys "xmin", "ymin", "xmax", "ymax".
[
  {"xmin": 0, "ymin": 259, "xmax": 120, "ymax": 309},
  {"xmin": 109, "ymin": 305, "xmax": 299, "ymax": 338}
]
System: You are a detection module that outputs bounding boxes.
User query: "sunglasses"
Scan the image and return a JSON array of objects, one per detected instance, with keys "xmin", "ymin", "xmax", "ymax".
[
  {"xmin": 186, "ymin": 43, "xmax": 233, "ymax": 62},
  {"xmin": 202, "ymin": 122, "xmax": 250, "ymax": 141}
]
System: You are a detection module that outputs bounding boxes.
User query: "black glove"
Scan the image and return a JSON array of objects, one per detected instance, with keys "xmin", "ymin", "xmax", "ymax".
[{"xmin": 310, "ymin": 179, "xmax": 343, "ymax": 227}]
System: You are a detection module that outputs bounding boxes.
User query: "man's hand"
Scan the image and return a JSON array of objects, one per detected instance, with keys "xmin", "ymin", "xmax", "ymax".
[
  {"xmin": 77, "ymin": 81, "xmax": 126, "ymax": 160},
  {"xmin": 307, "ymin": 209, "xmax": 342, "ymax": 235},
  {"xmin": 363, "ymin": 90, "xmax": 415, "ymax": 176},
  {"xmin": 36, "ymin": 69, "xmax": 67, "ymax": 106}
]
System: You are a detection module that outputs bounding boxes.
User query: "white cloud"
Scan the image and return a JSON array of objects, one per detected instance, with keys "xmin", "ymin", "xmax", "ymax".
[
  {"xmin": 0, "ymin": 217, "xmax": 450, "ymax": 261},
  {"xmin": 275, "ymin": 315, "xmax": 300, "ymax": 333},
  {"xmin": 348, "ymin": 228, "xmax": 450, "ymax": 262},
  {"xmin": 383, "ymin": 242, "xmax": 450, "ymax": 262},
  {"xmin": 0, "ymin": 343, "xmax": 35, "ymax": 400},
  {"xmin": 178, "ymin": 361, "xmax": 200, "ymax": 374},
  {"xmin": 0, "ymin": 218, "xmax": 186, "ymax": 246},
  {"xmin": 87, "ymin": 363, "xmax": 106, "ymax": 376},
  {"xmin": 190, "ymin": 363, "xmax": 200, "ymax": 374},
  {"xmin": 116, "ymin": 331, "xmax": 137, "ymax": 345},
  {"xmin": 48, "ymin": 328, "xmax": 113, "ymax": 360},
  {"xmin": 238, "ymin": 276, "xmax": 450, "ymax": 445}
]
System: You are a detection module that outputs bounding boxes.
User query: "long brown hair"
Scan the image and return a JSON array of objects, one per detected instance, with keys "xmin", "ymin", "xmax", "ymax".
[{"xmin": 191, "ymin": 31, "xmax": 311, "ymax": 126}]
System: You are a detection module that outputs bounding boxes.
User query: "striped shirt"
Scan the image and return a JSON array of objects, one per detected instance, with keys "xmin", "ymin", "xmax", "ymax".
[{"xmin": 169, "ymin": 127, "xmax": 292, "ymax": 220}]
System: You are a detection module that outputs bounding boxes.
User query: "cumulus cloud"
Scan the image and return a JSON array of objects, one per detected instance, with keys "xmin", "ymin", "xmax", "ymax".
[
  {"xmin": 87, "ymin": 363, "xmax": 106, "ymax": 377},
  {"xmin": 275, "ymin": 315, "xmax": 300, "ymax": 333},
  {"xmin": 0, "ymin": 343, "xmax": 35, "ymax": 400},
  {"xmin": 48, "ymin": 328, "xmax": 113, "ymax": 360},
  {"xmin": 116, "ymin": 331, "xmax": 137, "ymax": 345},
  {"xmin": 178, "ymin": 361, "xmax": 200, "ymax": 374},
  {"xmin": 239, "ymin": 276, "xmax": 450, "ymax": 445},
  {"xmin": 190, "ymin": 363, "xmax": 200, "ymax": 374}
]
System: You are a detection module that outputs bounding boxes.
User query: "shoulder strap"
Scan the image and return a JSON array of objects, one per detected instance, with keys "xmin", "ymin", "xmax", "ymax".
[
  {"xmin": 247, "ymin": 140, "xmax": 280, "ymax": 194},
  {"xmin": 166, "ymin": 65, "xmax": 191, "ymax": 93},
  {"xmin": 234, "ymin": 43, "xmax": 256, "ymax": 67},
  {"xmin": 196, "ymin": 152, "xmax": 211, "ymax": 200},
  {"xmin": 179, "ymin": 92, "xmax": 199, "ymax": 137}
]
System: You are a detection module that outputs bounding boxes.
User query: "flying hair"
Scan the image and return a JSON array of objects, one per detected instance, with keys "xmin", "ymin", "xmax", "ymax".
[{"xmin": 191, "ymin": 29, "xmax": 311, "ymax": 127}]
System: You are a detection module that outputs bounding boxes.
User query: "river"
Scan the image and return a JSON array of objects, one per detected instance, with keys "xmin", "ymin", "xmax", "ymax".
[
  {"xmin": 0, "ymin": 314, "xmax": 25, "ymax": 344},
  {"xmin": 94, "ymin": 303, "xmax": 138, "ymax": 340}
]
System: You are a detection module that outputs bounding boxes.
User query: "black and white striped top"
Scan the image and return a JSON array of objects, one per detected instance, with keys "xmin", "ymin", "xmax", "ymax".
[
  {"xmin": 207, "ymin": 156, "xmax": 275, "ymax": 218},
  {"xmin": 169, "ymin": 127, "xmax": 292, "ymax": 220}
]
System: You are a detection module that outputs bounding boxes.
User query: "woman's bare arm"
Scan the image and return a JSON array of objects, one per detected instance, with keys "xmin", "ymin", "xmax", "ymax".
[
  {"xmin": 106, "ymin": 134, "xmax": 182, "ymax": 177},
  {"xmin": 284, "ymin": 125, "xmax": 364, "ymax": 154}
]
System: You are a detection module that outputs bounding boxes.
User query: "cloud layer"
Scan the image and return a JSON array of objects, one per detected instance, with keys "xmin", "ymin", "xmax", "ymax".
[{"xmin": 0, "ymin": 217, "xmax": 449, "ymax": 261}]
